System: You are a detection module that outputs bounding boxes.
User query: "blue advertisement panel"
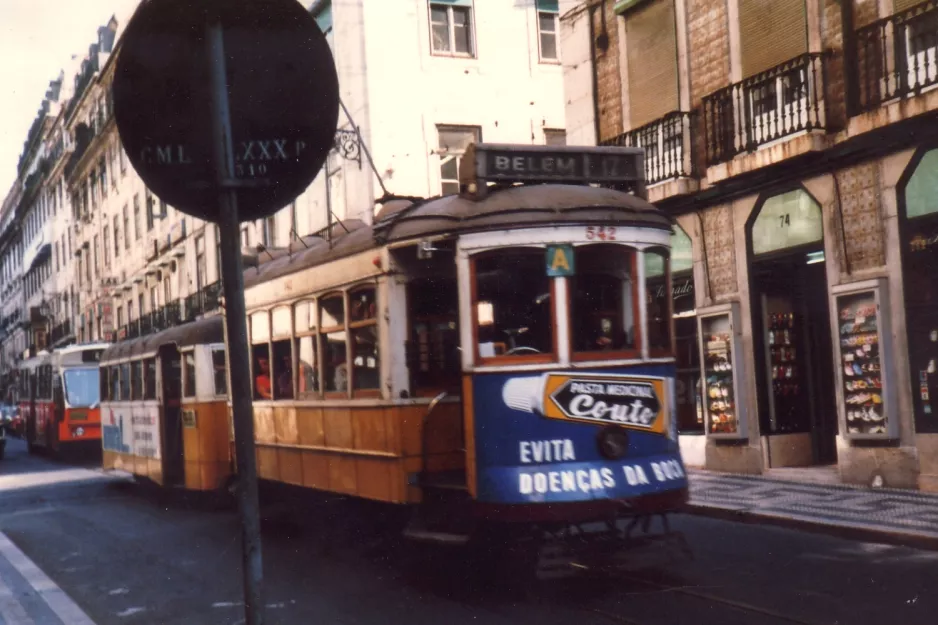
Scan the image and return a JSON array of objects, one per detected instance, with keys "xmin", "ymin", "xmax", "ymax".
[{"xmin": 472, "ymin": 365, "xmax": 688, "ymax": 504}]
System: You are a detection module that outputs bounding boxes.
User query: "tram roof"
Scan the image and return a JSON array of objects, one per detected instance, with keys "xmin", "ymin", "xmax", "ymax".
[
  {"xmin": 100, "ymin": 315, "xmax": 224, "ymax": 364},
  {"xmin": 244, "ymin": 184, "xmax": 672, "ymax": 289}
]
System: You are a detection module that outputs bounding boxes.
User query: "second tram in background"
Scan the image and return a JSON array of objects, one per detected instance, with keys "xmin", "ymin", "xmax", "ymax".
[
  {"xmin": 98, "ymin": 143, "xmax": 691, "ymax": 576},
  {"xmin": 17, "ymin": 343, "xmax": 109, "ymax": 458}
]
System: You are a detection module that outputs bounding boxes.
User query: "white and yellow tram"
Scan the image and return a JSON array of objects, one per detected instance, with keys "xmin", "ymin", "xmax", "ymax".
[{"xmin": 99, "ymin": 144, "xmax": 690, "ymax": 569}]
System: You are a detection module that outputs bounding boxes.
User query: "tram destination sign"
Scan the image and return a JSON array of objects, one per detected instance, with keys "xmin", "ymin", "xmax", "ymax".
[
  {"xmin": 112, "ymin": 0, "xmax": 340, "ymax": 222},
  {"xmin": 459, "ymin": 143, "xmax": 646, "ymax": 199}
]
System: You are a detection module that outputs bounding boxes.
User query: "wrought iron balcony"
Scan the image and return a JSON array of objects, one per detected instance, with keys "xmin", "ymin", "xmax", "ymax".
[
  {"xmin": 184, "ymin": 280, "xmax": 222, "ymax": 322},
  {"xmin": 600, "ymin": 111, "xmax": 696, "ymax": 185},
  {"xmin": 854, "ymin": 1, "xmax": 938, "ymax": 113},
  {"xmin": 702, "ymin": 53, "xmax": 828, "ymax": 166},
  {"xmin": 50, "ymin": 320, "xmax": 72, "ymax": 345}
]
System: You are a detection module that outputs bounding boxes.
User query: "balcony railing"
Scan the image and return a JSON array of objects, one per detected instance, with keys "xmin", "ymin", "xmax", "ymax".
[
  {"xmin": 50, "ymin": 320, "xmax": 72, "ymax": 345},
  {"xmin": 855, "ymin": 1, "xmax": 938, "ymax": 113},
  {"xmin": 703, "ymin": 53, "xmax": 828, "ymax": 166},
  {"xmin": 183, "ymin": 280, "xmax": 222, "ymax": 322},
  {"xmin": 600, "ymin": 111, "xmax": 696, "ymax": 185}
]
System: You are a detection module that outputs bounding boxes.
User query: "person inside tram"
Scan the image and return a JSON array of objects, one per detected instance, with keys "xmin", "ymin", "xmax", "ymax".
[
  {"xmin": 254, "ymin": 355, "xmax": 272, "ymax": 399},
  {"xmin": 277, "ymin": 355, "xmax": 293, "ymax": 398}
]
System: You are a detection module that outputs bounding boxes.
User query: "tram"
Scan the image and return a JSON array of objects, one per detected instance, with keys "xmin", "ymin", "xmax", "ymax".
[
  {"xmin": 19, "ymin": 343, "xmax": 109, "ymax": 456},
  {"xmin": 98, "ymin": 144, "xmax": 691, "ymax": 573}
]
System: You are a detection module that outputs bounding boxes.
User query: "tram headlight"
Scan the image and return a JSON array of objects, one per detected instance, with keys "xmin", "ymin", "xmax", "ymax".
[
  {"xmin": 75, "ymin": 427, "xmax": 85, "ymax": 437},
  {"xmin": 597, "ymin": 426, "xmax": 629, "ymax": 460}
]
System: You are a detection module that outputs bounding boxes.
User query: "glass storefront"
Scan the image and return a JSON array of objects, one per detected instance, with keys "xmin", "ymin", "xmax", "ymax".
[{"xmin": 647, "ymin": 225, "xmax": 701, "ymax": 433}]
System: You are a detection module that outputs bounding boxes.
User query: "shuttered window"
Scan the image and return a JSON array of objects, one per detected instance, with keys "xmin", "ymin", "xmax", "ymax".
[
  {"xmin": 739, "ymin": 0, "xmax": 808, "ymax": 77},
  {"xmin": 625, "ymin": 0, "xmax": 679, "ymax": 128}
]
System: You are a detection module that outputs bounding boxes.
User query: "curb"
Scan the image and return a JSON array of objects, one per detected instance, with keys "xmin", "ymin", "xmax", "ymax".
[{"xmin": 684, "ymin": 502, "xmax": 938, "ymax": 552}]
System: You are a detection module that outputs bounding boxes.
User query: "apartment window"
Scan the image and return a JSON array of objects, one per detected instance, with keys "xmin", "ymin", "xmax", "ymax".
[
  {"xmin": 314, "ymin": 1, "xmax": 333, "ymax": 48},
  {"xmin": 163, "ymin": 275, "xmax": 172, "ymax": 305},
  {"xmin": 196, "ymin": 234, "xmax": 207, "ymax": 290},
  {"xmin": 623, "ymin": 0, "xmax": 680, "ymax": 129},
  {"xmin": 215, "ymin": 225, "xmax": 223, "ymax": 281},
  {"xmin": 128, "ymin": 299, "xmax": 134, "ymax": 321},
  {"xmin": 241, "ymin": 227, "xmax": 249, "ymax": 248},
  {"xmin": 544, "ymin": 129, "xmax": 566, "ymax": 146},
  {"xmin": 262, "ymin": 215, "xmax": 276, "ymax": 247},
  {"xmin": 103, "ymin": 226, "xmax": 110, "ymax": 266},
  {"xmin": 93, "ymin": 235, "xmax": 100, "ymax": 277},
  {"xmin": 119, "ymin": 145, "xmax": 126, "ymax": 174},
  {"xmin": 437, "ymin": 125, "xmax": 480, "ymax": 195},
  {"xmin": 537, "ymin": 1, "xmax": 559, "ymax": 61},
  {"xmin": 134, "ymin": 194, "xmax": 142, "ymax": 240},
  {"xmin": 113, "ymin": 216, "xmax": 120, "ymax": 258},
  {"xmin": 138, "ymin": 294, "xmax": 145, "ymax": 316},
  {"xmin": 123, "ymin": 204, "xmax": 130, "ymax": 249},
  {"xmin": 117, "ymin": 306, "xmax": 124, "ymax": 328},
  {"xmin": 150, "ymin": 286, "xmax": 159, "ymax": 311},
  {"xmin": 54, "ymin": 242, "xmax": 59, "ymax": 272},
  {"xmin": 146, "ymin": 191, "xmax": 155, "ymax": 231},
  {"xmin": 99, "ymin": 157, "xmax": 108, "ymax": 198},
  {"xmin": 89, "ymin": 172, "xmax": 98, "ymax": 210},
  {"xmin": 429, "ymin": 1, "xmax": 474, "ymax": 57}
]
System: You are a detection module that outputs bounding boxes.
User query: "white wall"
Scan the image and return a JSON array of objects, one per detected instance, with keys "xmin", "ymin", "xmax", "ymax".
[{"xmin": 559, "ymin": 0, "xmax": 596, "ymax": 146}]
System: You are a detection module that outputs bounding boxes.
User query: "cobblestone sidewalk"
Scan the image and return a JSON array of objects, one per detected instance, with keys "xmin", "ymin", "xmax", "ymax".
[
  {"xmin": 687, "ymin": 469, "xmax": 938, "ymax": 548},
  {"xmin": 0, "ymin": 532, "xmax": 96, "ymax": 625}
]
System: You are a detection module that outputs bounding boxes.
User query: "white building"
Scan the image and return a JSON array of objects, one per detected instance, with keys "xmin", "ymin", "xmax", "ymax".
[{"xmin": 267, "ymin": 0, "xmax": 568, "ymax": 245}]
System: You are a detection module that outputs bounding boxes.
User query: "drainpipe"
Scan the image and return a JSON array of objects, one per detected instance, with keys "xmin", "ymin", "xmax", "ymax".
[{"xmin": 588, "ymin": 4, "xmax": 602, "ymax": 144}]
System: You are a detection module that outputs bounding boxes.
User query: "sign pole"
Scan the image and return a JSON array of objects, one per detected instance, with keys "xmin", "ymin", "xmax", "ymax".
[{"xmin": 206, "ymin": 20, "xmax": 265, "ymax": 625}]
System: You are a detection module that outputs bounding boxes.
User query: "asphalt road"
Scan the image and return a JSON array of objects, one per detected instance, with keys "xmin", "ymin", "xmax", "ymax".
[{"xmin": 1, "ymin": 436, "xmax": 936, "ymax": 625}]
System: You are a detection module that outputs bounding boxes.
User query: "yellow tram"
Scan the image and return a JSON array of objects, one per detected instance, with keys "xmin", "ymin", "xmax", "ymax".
[{"xmin": 100, "ymin": 144, "xmax": 691, "ymax": 571}]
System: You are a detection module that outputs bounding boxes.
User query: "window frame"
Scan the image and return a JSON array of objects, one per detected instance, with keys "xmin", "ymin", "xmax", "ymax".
[
  {"xmin": 428, "ymin": 1, "xmax": 476, "ymax": 58},
  {"xmin": 470, "ymin": 247, "xmax": 559, "ymax": 366},
  {"xmin": 294, "ymin": 299, "xmax": 320, "ymax": 399},
  {"xmin": 536, "ymin": 6, "xmax": 560, "ymax": 63},
  {"xmin": 643, "ymin": 246, "xmax": 675, "ymax": 358},
  {"xmin": 182, "ymin": 349, "xmax": 197, "ymax": 399},
  {"xmin": 568, "ymin": 243, "xmax": 643, "ymax": 362},
  {"xmin": 319, "ymin": 291, "xmax": 349, "ymax": 398},
  {"xmin": 348, "ymin": 285, "xmax": 381, "ymax": 397},
  {"xmin": 211, "ymin": 347, "xmax": 228, "ymax": 397}
]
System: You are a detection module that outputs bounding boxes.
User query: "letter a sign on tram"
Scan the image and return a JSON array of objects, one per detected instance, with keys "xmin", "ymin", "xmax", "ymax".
[{"xmin": 112, "ymin": 2, "xmax": 339, "ymax": 625}]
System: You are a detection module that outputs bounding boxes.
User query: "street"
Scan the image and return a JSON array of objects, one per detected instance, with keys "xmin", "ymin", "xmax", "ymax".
[{"xmin": 1, "ymin": 436, "xmax": 936, "ymax": 625}]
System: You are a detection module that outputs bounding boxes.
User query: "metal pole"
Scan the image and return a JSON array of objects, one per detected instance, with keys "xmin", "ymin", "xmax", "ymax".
[{"xmin": 206, "ymin": 20, "xmax": 265, "ymax": 625}]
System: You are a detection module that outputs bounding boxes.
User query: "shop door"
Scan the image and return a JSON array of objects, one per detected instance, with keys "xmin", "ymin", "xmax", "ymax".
[
  {"xmin": 159, "ymin": 345, "xmax": 185, "ymax": 486},
  {"xmin": 752, "ymin": 253, "xmax": 836, "ymax": 464},
  {"xmin": 902, "ymin": 213, "xmax": 938, "ymax": 431}
]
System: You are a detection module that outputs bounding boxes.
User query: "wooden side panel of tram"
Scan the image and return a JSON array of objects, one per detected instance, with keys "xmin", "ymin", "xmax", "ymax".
[
  {"xmin": 181, "ymin": 400, "xmax": 233, "ymax": 491},
  {"xmin": 250, "ymin": 402, "xmax": 464, "ymax": 503}
]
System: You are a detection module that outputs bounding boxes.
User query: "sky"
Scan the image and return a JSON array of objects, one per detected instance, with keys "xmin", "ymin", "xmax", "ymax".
[{"xmin": 0, "ymin": 0, "xmax": 141, "ymax": 195}]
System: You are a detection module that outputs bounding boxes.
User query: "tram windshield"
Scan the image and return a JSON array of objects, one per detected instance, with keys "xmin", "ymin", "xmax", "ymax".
[
  {"xmin": 475, "ymin": 248, "xmax": 553, "ymax": 357},
  {"xmin": 63, "ymin": 367, "xmax": 101, "ymax": 408}
]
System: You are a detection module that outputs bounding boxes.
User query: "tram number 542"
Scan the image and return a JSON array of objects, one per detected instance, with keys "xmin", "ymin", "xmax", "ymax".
[{"xmin": 585, "ymin": 226, "xmax": 617, "ymax": 241}]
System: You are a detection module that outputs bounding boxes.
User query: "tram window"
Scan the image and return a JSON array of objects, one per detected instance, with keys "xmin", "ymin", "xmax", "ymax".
[
  {"xmin": 473, "ymin": 248, "xmax": 554, "ymax": 359},
  {"xmin": 119, "ymin": 363, "xmax": 131, "ymax": 400},
  {"xmin": 250, "ymin": 311, "xmax": 270, "ymax": 344},
  {"xmin": 100, "ymin": 367, "xmax": 109, "ymax": 401},
  {"xmin": 144, "ymin": 358, "xmax": 157, "ymax": 400},
  {"xmin": 644, "ymin": 246, "xmax": 673, "ymax": 353},
  {"xmin": 351, "ymin": 327, "xmax": 380, "ymax": 391},
  {"xmin": 110, "ymin": 366, "xmax": 121, "ymax": 400},
  {"xmin": 322, "ymin": 332, "xmax": 347, "ymax": 393},
  {"xmin": 349, "ymin": 287, "xmax": 379, "ymax": 392},
  {"xmin": 272, "ymin": 339, "xmax": 294, "ymax": 400},
  {"xmin": 183, "ymin": 352, "xmax": 197, "ymax": 398},
  {"xmin": 295, "ymin": 336, "xmax": 319, "ymax": 397},
  {"xmin": 570, "ymin": 244, "xmax": 638, "ymax": 356},
  {"xmin": 294, "ymin": 300, "xmax": 315, "ymax": 334},
  {"xmin": 408, "ymin": 277, "xmax": 460, "ymax": 391},
  {"xmin": 253, "ymin": 344, "xmax": 272, "ymax": 400},
  {"xmin": 320, "ymin": 294, "xmax": 347, "ymax": 394},
  {"xmin": 131, "ymin": 361, "xmax": 143, "ymax": 400},
  {"xmin": 212, "ymin": 349, "xmax": 228, "ymax": 396},
  {"xmin": 320, "ymin": 294, "xmax": 345, "ymax": 328},
  {"xmin": 271, "ymin": 306, "xmax": 292, "ymax": 339}
]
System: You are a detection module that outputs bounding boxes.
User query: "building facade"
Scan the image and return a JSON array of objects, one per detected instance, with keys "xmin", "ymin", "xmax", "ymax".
[
  {"xmin": 0, "ymin": 0, "xmax": 566, "ymax": 397},
  {"xmin": 560, "ymin": 0, "xmax": 938, "ymax": 491}
]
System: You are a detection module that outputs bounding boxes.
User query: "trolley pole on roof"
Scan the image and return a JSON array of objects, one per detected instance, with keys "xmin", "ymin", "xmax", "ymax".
[{"xmin": 206, "ymin": 22, "xmax": 265, "ymax": 625}]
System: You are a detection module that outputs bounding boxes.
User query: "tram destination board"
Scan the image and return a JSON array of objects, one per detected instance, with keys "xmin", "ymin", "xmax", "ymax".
[
  {"xmin": 112, "ymin": 0, "xmax": 340, "ymax": 222},
  {"xmin": 459, "ymin": 143, "xmax": 646, "ymax": 198}
]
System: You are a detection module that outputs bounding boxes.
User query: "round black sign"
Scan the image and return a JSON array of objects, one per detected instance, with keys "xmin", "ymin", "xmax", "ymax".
[{"xmin": 113, "ymin": 0, "xmax": 339, "ymax": 222}]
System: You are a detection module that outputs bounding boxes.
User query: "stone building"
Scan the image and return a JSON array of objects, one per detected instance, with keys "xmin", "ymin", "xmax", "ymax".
[{"xmin": 560, "ymin": 0, "xmax": 938, "ymax": 491}]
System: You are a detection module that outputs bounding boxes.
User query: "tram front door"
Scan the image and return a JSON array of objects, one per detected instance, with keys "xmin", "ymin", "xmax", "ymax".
[{"xmin": 159, "ymin": 345, "xmax": 185, "ymax": 486}]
